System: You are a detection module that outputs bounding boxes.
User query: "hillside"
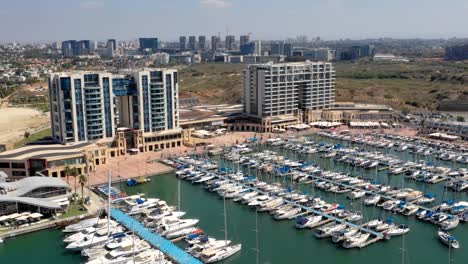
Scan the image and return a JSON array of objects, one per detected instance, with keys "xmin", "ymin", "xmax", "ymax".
[{"xmin": 178, "ymin": 61, "xmax": 468, "ymax": 110}]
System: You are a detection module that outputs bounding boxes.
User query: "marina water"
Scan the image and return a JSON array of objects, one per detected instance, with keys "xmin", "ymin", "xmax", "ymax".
[{"xmin": 1, "ymin": 135, "xmax": 467, "ymax": 264}]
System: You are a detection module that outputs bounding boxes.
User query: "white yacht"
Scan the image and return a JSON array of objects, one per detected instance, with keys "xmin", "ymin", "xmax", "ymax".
[
  {"xmin": 363, "ymin": 195, "xmax": 381, "ymax": 205},
  {"xmin": 295, "ymin": 215, "xmax": 322, "ymax": 229},
  {"xmin": 63, "ymin": 218, "xmax": 105, "ymax": 233},
  {"xmin": 273, "ymin": 207, "xmax": 302, "ymax": 220},
  {"xmin": 66, "ymin": 230, "xmax": 126, "ymax": 251},
  {"xmin": 200, "ymin": 244, "xmax": 242, "ymax": 263},
  {"xmin": 124, "ymin": 198, "xmax": 163, "ymax": 216},
  {"xmin": 314, "ymin": 223, "xmax": 347, "ymax": 238},
  {"xmin": 342, "ymin": 233, "xmax": 370, "ymax": 248},
  {"xmin": 64, "ymin": 223, "xmax": 121, "ymax": 243},
  {"xmin": 385, "ymin": 224, "xmax": 410, "ymax": 237},
  {"xmin": 165, "ymin": 227, "xmax": 199, "ymax": 239},
  {"xmin": 331, "ymin": 227, "xmax": 359, "ymax": 243},
  {"xmin": 347, "ymin": 190, "xmax": 366, "ymax": 200},
  {"xmin": 157, "ymin": 219, "xmax": 199, "ymax": 236},
  {"xmin": 125, "ymin": 249, "xmax": 166, "ymax": 264},
  {"xmin": 437, "ymin": 230, "xmax": 460, "ymax": 249},
  {"xmin": 440, "ymin": 215, "xmax": 459, "ymax": 231},
  {"xmin": 187, "ymin": 239, "xmax": 231, "ymax": 258}
]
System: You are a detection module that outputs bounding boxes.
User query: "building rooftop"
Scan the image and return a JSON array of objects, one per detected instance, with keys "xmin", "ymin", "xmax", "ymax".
[
  {"xmin": 0, "ymin": 142, "xmax": 90, "ymax": 160},
  {"xmin": 0, "ymin": 176, "xmax": 70, "ymax": 197}
]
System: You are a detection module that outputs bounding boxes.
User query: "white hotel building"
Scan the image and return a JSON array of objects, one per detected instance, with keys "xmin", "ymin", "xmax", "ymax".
[{"xmin": 236, "ymin": 61, "xmax": 335, "ymax": 132}]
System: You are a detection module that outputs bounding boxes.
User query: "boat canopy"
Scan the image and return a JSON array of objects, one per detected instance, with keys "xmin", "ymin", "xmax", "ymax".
[{"xmin": 424, "ymin": 193, "xmax": 436, "ymax": 198}]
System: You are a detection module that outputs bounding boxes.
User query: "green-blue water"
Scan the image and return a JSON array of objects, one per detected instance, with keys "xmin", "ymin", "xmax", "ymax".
[{"xmin": 1, "ymin": 135, "xmax": 467, "ymax": 264}]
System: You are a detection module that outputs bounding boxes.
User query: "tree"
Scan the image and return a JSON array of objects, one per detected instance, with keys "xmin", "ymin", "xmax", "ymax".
[
  {"xmin": 78, "ymin": 174, "xmax": 88, "ymax": 200},
  {"xmin": 456, "ymin": 116, "xmax": 465, "ymax": 122},
  {"xmin": 24, "ymin": 131, "xmax": 30, "ymax": 138},
  {"xmin": 70, "ymin": 167, "xmax": 79, "ymax": 194},
  {"xmin": 63, "ymin": 165, "xmax": 71, "ymax": 184}
]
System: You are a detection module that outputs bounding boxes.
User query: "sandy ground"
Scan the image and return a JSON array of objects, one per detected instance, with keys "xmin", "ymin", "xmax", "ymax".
[{"xmin": 0, "ymin": 107, "xmax": 50, "ymax": 144}]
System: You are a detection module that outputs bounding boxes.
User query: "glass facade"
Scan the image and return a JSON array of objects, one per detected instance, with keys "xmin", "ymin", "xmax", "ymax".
[
  {"xmin": 142, "ymin": 75, "xmax": 150, "ymax": 132},
  {"xmin": 74, "ymin": 79, "xmax": 85, "ymax": 141},
  {"xmin": 165, "ymin": 74, "xmax": 173, "ymax": 130},
  {"xmin": 60, "ymin": 77, "xmax": 74, "ymax": 141},
  {"xmin": 103, "ymin": 77, "xmax": 113, "ymax": 137}
]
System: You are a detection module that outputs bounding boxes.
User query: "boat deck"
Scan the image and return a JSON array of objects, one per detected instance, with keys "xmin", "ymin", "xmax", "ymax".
[{"xmin": 110, "ymin": 208, "xmax": 203, "ymax": 264}]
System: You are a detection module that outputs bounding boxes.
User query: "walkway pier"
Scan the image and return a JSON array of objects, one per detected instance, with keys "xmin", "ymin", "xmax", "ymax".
[{"xmin": 111, "ymin": 208, "xmax": 203, "ymax": 264}]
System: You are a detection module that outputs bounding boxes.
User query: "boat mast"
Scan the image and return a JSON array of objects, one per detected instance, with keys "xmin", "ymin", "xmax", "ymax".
[
  {"xmin": 255, "ymin": 209, "xmax": 259, "ymax": 264},
  {"xmin": 178, "ymin": 178, "xmax": 181, "ymax": 212},
  {"xmin": 107, "ymin": 170, "xmax": 112, "ymax": 238},
  {"xmin": 224, "ymin": 190, "xmax": 227, "ymax": 246},
  {"xmin": 132, "ymin": 221, "xmax": 135, "ymax": 263}
]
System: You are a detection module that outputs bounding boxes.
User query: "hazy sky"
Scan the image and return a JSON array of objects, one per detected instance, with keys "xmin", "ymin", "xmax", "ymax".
[{"xmin": 1, "ymin": 0, "xmax": 468, "ymax": 42}]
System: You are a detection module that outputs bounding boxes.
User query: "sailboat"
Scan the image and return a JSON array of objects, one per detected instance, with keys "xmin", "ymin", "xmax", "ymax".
[{"xmin": 200, "ymin": 186, "xmax": 241, "ymax": 263}]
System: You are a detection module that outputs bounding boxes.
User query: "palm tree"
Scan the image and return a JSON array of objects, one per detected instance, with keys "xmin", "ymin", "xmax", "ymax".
[
  {"xmin": 78, "ymin": 174, "xmax": 88, "ymax": 200},
  {"xmin": 63, "ymin": 165, "xmax": 71, "ymax": 184},
  {"xmin": 70, "ymin": 167, "xmax": 79, "ymax": 194}
]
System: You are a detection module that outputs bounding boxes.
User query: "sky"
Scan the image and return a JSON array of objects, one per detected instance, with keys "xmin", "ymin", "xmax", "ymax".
[{"xmin": 1, "ymin": 0, "xmax": 468, "ymax": 42}]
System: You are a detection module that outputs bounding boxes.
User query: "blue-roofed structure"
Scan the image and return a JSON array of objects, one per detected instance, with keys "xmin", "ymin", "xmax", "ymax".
[{"xmin": 111, "ymin": 208, "xmax": 203, "ymax": 264}]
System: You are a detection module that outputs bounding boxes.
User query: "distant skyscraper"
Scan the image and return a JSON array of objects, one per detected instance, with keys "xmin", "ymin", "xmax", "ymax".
[
  {"xmin": 107, "ymin": 39, "xmax": 117, "ymax": 51},
  {"xmin": 225, "ymin": 35, "xmax": 235, "ymax": 50},
  {"xmin": 179, "ymin": 36, "xmax": 187, "ymax": 50},
  {"xmin": 61, "ymin": 40, "xmax": 77, "ymax": 57},
  {"xmin": 188, "ymin": 36, "xmax": 197, "ymax": 50},
  {"xmin": 271, "ymin": 41, "xmax": 285, "ymax": 55},
  {"xmin": 77, "ymin": 40, "xmax": 91, "ymax": 56},
  {"xmin": 240, "ymin": 41, "xmax": 261, "ymax": 56},
  {"xmin": 284, "ymin": 43, "xmax": 293, "ymax": 56},
  {"xmin": 139, "ymin": 38, "xmax": 159, "ymax": 52},
  {"xmin": 198, "ymin": 36, "xmax": 206, "ymax": 50},
  {"xmin": 211, "ymin": 36, "xmax": 220, "ymax": 51},
  {"xmin": 240, "ymin": 35, "xmax": 250, "ymax": 47}
]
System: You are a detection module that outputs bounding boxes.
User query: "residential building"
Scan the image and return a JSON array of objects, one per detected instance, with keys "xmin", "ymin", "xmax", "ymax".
[
  {"xmin": 225, "ymin": 35, "xmax": 236, "ymax": 50},
  {"xmin": 271, "ymin": 41, "xmax": 285, "ymax": 55},
  {"xmin": 188, "ymin": 36, "xmax": 197, "ymax": 50},
  {"xmin": 107, "ymin": 39, "xmax": 117, "ymax": 51},
  {"xmin": 179, "ymin": 36, "xmax": 187, "ymax": 50},
  {"xmin": 76, "ymin": 40, "xmax": 91, "ymax": 56},
  {"xmin": 61, "ymin": 40, "xmax": 77, "ymax": 57},
  {"xmin": 139, "ymin": 38, "xmax": 159, "ymax": 53},
  {"xmin": 211, "ymin": 36, "xmax": 220, "ymax": 51},
  {"xmin": 240, "ymin": 35, "xmax": 250, "ymax": 47},
  {"xmin": 198, "ymin": 36, "xmax": 206, "ymax": 50},
  {"xmin": 445, "ymin": 44, "xmax": 468, "ymax": 61},
  {"xmin": 284, "ymin": 43, "xmax": 293, "ymax": 56},
  {"xmin": 49, "ymin": 68, "xmax": 180, "ymax": 145},
  {"xmin": 240, "ymin": 41, "xmax": 261, "ymax": 56}
]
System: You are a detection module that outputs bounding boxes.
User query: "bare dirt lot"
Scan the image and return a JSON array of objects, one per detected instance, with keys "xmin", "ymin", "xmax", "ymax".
[{"xmin": 0, "ymin": 107, "xmax": 50, "ymax": 143}]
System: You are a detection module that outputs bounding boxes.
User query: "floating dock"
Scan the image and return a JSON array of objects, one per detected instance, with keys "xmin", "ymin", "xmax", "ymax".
[{"xmin": 110, "ymin": 208, "xmax": 203, "ymax": 264}]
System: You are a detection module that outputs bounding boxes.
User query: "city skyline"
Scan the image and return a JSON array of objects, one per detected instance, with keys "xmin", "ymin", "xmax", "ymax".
[{"xmin": 1, "ymin": 0, "xmax": 468, "ymax": 42}]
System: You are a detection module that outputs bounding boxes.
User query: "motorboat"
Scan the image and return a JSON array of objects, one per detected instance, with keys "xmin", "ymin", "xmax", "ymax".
[
  {"xmin": 366, "ymin": 219, "xmax": 383, "ymax": 229},
  {"xmin": 401, "ymin": 204, "xmax": 419, "ymax": 216},
  {"xmin": 416, "ymin": 194, "xmax": 436, "ymax": 205},
  {"xmin": 64, "ymin": 224, "xmax": 121, "ymax": 243},
  {"xmin": 187, "ymin": 239, "xmax": 231, "ymax": 258},
  {"xmin": 165, "ymin": 227, "xmax": 199, "ymax": 239},
  {"xmin": 200, "ymin": 244, "xmax": 242, "ymax": 263},
  {"xmin": 63, "ymin": 218, "xmax": 105, "ymax": 233},
  {"xmin": 385, "ymin": 224, "xmax": 410, "ymax": 237},
  {"xmin": 382, "ymin": 200, "xmax": 398, "ymax": 211},
  {"xmin": 124, "ymin": 198, "xmax": 163, "ymax": 215},
  {"xmin": 331, "ymin": 227, "xmax": 358, "ymax": 243},
  {"xmin": 157, "ymin": 219, "xmax": 199, "ymax": 236},
  {"xmin": 440, "ymin": 215, "xmax": 459, "ymax": 231},
  {"xmin": 86, "ymin": 239, "xmax": 151, "ymax": 264},
  {"xmin": 363, "ymin": 195, "xmax": 381, "ymax": 206},
  {"xmin": 66, "ymin": 231, "xmax": 126, "ymax": 251},
  {"xmin": 314, "ymin": 223, "xmax": 347, "ymax": 238},
  {"xmin": 342, "ymin": 233, "xmax": 370, "ymax": 249},
  {"xmin": 273, "ymin": 207, "xmax": 302, "ymax": 220},
  {"xmin": 125, "ymin": 249, "xmax": 167, "ymax": 264},
  {"xmin": 347, "ymin": 190, "xmax": 366, "ymax": 200},
  {"xmin": 437, "ymin": 230, "xmax": 460, "ymax": 249},
  {"xmin": 295, "ymin": 215, "xmax": 322, "ymax": 229},
  {"xmin": 375, "ymin": 218, "xmax": 395, "ymax": 232}
]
